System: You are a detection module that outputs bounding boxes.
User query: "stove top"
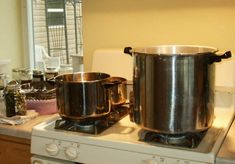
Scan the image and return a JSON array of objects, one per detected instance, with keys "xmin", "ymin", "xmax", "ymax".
[{"xmin": 31, "ymin": 91, "xmax": 235, "ymax": 164}]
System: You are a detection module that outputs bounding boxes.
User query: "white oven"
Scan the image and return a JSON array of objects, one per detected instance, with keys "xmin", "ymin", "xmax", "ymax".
[{"xmin": 31, "ymin": 155, "xmax": 75, "ymax": 164}]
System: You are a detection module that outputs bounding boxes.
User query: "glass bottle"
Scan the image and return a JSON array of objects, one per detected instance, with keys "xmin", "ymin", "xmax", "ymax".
[
  {"xmin": 19, "ymin": 68, "xmax": 32, "ymax": 84},
  {"xmin": 0, "ymin": 73, "xmax": 7, "ymax": 90},
  {"xmin": 4, "ymin": 81, "xmax": 27, "ymax": 117},
  {"xmin": 45, "ymin": 68, "xmax": 58, "ymax": 90},
  {"xmin": 12, "ymin": 68, "xmax": 21, "ymax": 82},
  {"xmin": 45, "ymin": 67, "xmax": 58, "ymax": 81},
  {"xmin": 32, "ymin": 70, "xmax": 44, "ymax": 90},
  {"xmin": 59, "ymin": 64, "xmax": 73, "ymax": 75},
  {"xmin": 19, "ymin": 68, "xmax": 32, "ymax": 90}
]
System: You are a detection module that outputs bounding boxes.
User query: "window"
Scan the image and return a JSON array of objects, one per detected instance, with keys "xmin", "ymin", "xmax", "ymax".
[{"xmin": 26, "ymin": 0, "xmax": 83, "ymax": 69}]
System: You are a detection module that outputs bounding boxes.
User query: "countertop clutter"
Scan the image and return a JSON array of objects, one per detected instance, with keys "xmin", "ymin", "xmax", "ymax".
[{"xmin": 0, "ymin": 113, "xmax": 57, "ymax": 139}]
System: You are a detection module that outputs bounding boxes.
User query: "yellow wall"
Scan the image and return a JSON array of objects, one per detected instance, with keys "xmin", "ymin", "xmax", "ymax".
[
  {"xmin": 1, "ymin": 0, "xmax": 235, "ymax": 73},
  {"xmin": 0, "ymin": 0, "xmax": 24, "ymax": 73},
  {"xmin": 83, "ymin": 0, "xmax": 235, "ymax": 70}
]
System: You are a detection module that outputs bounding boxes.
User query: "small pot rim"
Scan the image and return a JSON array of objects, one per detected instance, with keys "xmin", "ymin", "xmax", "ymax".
[{"xmin": 55, "ymin": 72, "xmax": 111, "ymax": 83}]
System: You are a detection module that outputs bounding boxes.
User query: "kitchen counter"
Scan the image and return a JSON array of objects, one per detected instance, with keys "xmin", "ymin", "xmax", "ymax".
[
  {"xmin": 0, "ymin": 113, "xmax": 57, "ymax": 139},
  {"xmin": 216, "ymin": 118, "xmax": 235, "ymax": 164}
]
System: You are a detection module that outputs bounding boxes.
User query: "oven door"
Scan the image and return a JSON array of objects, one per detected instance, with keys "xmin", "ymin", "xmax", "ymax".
[{"xmin": 31, "ymin": 155, "xmax": 76, "ymax": 164}]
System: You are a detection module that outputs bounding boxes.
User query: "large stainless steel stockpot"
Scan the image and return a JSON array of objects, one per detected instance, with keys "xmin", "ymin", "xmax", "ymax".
[
  {"xmin": 55, "ymin": 72, "xmax": 112, "ymax": 120},
  {"xmin": 124, "ymin": 45, "xmax": 232, "ymax": 134}
]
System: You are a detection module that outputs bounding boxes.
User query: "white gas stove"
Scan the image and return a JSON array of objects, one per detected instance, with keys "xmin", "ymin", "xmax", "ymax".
[{"xmin": 31, "ymin": 91, "xmax": 235, "ymax": 164}]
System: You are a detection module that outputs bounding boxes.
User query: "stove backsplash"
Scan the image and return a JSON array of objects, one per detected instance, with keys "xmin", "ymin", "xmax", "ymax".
[{"xmin": 215, "ymin": 56, "xmax": 235, "ymax": 88}]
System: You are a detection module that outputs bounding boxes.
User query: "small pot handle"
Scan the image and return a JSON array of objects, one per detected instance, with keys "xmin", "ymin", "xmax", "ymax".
[
  {"xmin": 124, "ymin": 47, "xmax": 133, "ymax": 56},
  {"xmin": 209, "ymin": 51, "xmax": 232, "ymax": 63}
]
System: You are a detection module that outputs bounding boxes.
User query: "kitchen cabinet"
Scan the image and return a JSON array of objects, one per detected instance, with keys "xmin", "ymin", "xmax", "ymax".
[
  {"xmin": 0, "ymin": 134, "xmax": 31, "ymax": 164},
  {"xmin": 0, "ymin": 114, "xmax": 57, "ymax": 164}
]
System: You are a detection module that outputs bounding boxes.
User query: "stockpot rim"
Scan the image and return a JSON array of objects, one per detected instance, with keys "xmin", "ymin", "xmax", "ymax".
[{"xmin": 131, "ymin": 45, "xmax": 219, "ymax": 56}]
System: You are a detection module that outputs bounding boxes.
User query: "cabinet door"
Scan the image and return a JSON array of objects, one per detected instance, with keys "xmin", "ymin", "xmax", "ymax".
[{"xmin": 0, "ymin": 134, "xmax": 31, "ymax": 164}]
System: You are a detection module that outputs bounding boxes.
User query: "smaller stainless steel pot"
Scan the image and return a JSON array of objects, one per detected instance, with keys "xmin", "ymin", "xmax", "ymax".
[
  {"xmin": 106, "ymin": 77, "xmax": 127, "ymax": 106},
  {"xmin": 55, "ymin": 72, "xmax": 112, "ymax": 120}
]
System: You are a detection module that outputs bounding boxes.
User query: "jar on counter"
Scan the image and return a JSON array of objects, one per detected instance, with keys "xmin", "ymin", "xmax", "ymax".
[
  {"xmin": 0, "ymin": 74, "xmax": 7, "ymax": 116},
  {"xmin": 19, "ymin": 68, "xmax": 32, "ymax": 84},
  {"xmin": 33, "ymin": 70, "xmax": 44, "ymax": 82},
  {"xmin": 19, "ymin": 68, "xmax": 32, "ymax": 90},
  {"xmin": 12, "ymin": 68, "xmax": 21, "ymax": 82},
  {"xmin": 12, "ymin": 68, "xmax": 32, "ymax": 85},
  {"xmin": 4, "ymin": 81, "xmax": 27, "ymax": 117},
  {"xmin": 45, "ymin": 67, "xmax": 58, "ymax": 80},
  {"xmin": 32, "ymin": 70, "xmax": 45, "ymax": 90},
  {"xmin": 58, "ymin": 64, "xmax": 73, "ymax": 75},
  {"xmin": 45, "ymin": 68, "xmax": 58, "ymax": 90},
  {"xmin": 0, "ymin": 90, "xmax": 6, "ymax": 116},
  {"xmin": 0, "ymin": 73, "xmax": 8, "ymax": 90}
]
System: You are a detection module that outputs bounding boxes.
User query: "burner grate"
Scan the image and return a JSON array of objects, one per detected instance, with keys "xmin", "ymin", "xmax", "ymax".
[
  {"xmin": 54, "ymin": 106, "xmax": 129, "ymax": 134},
  {"xmin": 55, "ymin": 119, "xmax": 109, "ymax": 134},
  {"xmin": 139, "ymin": 129, "xmax": 207, "ymax": 148}
]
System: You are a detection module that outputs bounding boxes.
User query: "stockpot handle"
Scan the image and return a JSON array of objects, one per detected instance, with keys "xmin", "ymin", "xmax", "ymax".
[
  {"xmin": 209, "ymin": 51, "xmax": 232, "ymax": 63},
  {"xmin": 124, "ymin": 47, "xmax": 133, "ymax": 56}
]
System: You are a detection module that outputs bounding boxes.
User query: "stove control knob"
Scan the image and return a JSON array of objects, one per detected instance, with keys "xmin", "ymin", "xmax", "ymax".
[
  {"xmin": 64, "ymin": 146, "xmax": 78, "ymax": 160},
  {"xmin": 45, "ymin": 143, "xmax": 59, "ymax": 156}
]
